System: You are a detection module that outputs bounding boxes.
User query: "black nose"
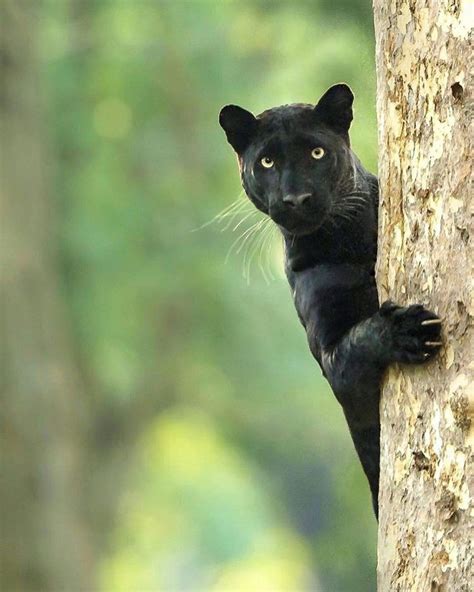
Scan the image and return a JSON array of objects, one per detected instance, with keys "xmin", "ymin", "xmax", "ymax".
[{"xmin": 282, "ymin": 192, "xmax": 312, "ymax": 207}]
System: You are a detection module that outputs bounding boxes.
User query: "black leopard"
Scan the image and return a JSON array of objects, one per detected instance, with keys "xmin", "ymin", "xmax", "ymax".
[{"xmin": 218, "ymin": 83, "xmax": 442, "ymax": 518}]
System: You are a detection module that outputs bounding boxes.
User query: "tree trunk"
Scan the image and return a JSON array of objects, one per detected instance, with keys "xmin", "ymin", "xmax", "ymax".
[
  {"xmin": 373, "ymin": 1, "xmax": 472, "ymax": 590},
  {"xmin": 0, "ymin": 2, "xmax": 95, "ymax": 589}
]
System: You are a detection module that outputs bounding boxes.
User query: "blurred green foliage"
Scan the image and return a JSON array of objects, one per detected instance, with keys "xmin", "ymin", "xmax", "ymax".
[{"xmin": 41, "ymin": 1, "xmax": 377, "ymax": 590}]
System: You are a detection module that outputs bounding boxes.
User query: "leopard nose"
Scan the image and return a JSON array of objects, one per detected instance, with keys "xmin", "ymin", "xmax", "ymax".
[{"xmin": 282, "ymin": 192, "xmax": 312, "ymax": 208}]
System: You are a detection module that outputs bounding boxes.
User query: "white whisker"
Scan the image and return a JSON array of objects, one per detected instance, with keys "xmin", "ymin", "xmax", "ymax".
[
  {"xmin": 225, "ymin": 218, "xmax": 266, "ymax": 264},
  {"xmin": 236, "ymin": 218, "xmax": 267, "ymax": 255},
  {"xmin": 258, "ymin": 222, "xmax": 274, "ymax": 284},
  {"xmin": 242, "ymin": 219, "xmax": 269, "ymax": 281},
  {"xmin": 231, "ymin": 210, "xmax": 257, "ymax": 231},
  {"xmin": 262, "ymin": 224, "xmax": 277, "ymax": 282},
  {"xmin": 219, "ymin": 201, "xmax": 253, "ymax": 231},
  {"xmin": 191, "ymin": 191, "xmax": 247, "ymax": 232},
  {"xmin": 244, "ymin": 218, "xmax": 272, "ymax": 283}
]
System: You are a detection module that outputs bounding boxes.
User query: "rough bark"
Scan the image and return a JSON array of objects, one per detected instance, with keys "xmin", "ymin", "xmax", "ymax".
[
  {"xmin": 373, "ymin": 1, "xmax": 473, "ymax": 590},
  {"xmin": 0, "ymin": 2, "xmax": 95, "ymax": 589}
]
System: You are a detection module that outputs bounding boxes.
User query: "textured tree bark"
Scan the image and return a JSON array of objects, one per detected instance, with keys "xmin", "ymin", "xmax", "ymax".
[{"xmin": 373, "ymin": 1, "xmax": 473, "ymax": 590}]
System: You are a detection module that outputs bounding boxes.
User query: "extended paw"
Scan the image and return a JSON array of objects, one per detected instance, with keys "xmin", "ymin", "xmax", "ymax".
[{"xmin": 380, "ymin": 300, "xmax": 443, "ymax": 364}]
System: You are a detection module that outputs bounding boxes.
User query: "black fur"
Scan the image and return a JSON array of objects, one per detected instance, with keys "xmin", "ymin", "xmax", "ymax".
[{"xmin": 219, "ymin": 84, "xmax": 442, "ymax": 518}]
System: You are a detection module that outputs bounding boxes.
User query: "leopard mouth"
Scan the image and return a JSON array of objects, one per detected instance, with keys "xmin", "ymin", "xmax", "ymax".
[{"xmin": 273, "ymin": 211, "xmax": 329, "ymax": 237}]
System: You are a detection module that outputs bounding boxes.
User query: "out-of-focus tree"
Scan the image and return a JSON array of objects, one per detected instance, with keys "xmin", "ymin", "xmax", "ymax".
[{"xmin": 0, "ymin": 2, "xmax": 93, "ymax": 589}]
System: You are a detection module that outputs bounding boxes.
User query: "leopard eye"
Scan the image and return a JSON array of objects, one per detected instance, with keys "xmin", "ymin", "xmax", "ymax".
[
  {"xmin": 311, "ymin": 147, "xmax": 325, "ymax": 160},
  {"xmin": 260, "ymin": 156, "xmax": 274, "ymax": 169}
]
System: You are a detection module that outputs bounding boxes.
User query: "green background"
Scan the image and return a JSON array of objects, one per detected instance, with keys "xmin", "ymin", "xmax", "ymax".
[{"xmin": 39, "ymin": 1, "xmax": 378, "ymax": 589}]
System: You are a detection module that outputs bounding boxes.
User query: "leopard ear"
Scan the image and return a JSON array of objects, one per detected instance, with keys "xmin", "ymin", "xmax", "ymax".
[
  {"xmin": 219, "ymin": 105, "xmax": 258, "ymax": 154},
  {"xmin": 314, "ymin": 84, "xmax": 354, "ymax": 134}
]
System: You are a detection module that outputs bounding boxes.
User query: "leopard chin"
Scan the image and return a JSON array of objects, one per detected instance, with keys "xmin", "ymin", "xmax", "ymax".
[{"xmin": 276, "ymin": 219, "xmax": 324, "ymax": 237}]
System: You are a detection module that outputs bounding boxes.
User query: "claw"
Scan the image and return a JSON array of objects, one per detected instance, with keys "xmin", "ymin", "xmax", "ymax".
[
  {"xmin": 425, "ymin": 341, "xmax": 443, "ymax": 347},
  {"xmin": 421, "ymin": 319, "xmax": 442, "ymax": 326}
]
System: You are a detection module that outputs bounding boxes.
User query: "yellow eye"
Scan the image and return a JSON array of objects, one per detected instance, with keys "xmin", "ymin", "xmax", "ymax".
[
  {"xmin": 260, "ymin": 156, "xmax": 274, "ymax": 169},
  {"xmin": 311, "ymin": 147, "xmax": 325, "ymax": 160}
]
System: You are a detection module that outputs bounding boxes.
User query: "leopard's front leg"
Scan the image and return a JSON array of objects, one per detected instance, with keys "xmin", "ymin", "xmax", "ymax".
[{"xmin": 310, "ymin": 301, "xmax": 442, "ymax": 517}]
